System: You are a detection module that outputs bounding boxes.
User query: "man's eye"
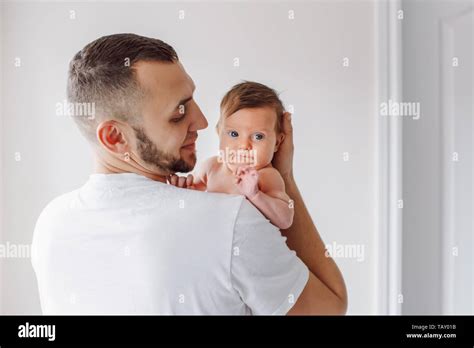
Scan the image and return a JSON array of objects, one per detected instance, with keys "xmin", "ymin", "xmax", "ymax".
[
  {"xmin": 253, "ymin": 133, "xmax": 265, "ymax": 141},
  {"xmin": 171, "ymin": 115, "xmax": 185, "ymax": 123},
  {"xmin": 228, "ymin": 130, "xmax": 239, "ymax": 137}
]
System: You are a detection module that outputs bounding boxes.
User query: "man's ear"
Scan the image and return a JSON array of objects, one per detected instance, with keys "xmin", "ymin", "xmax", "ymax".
[
  {"xmin": 274, "ymin": 133, "xmax": 285, "ymax": 152},
  {"xmin": 96, "ymin": 120, "xmax": 130, "ymax": 155}
]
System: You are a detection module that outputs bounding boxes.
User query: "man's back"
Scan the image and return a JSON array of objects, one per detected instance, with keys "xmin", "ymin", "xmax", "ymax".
[{"xmin": 31, "ymin": 173, "xmax": 308, "ymax": 315}]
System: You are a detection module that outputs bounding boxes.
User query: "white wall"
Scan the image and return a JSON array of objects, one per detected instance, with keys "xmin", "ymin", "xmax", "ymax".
[
  {"xmin": 0, "ymin": 1, "xmax": 377, "ymax": 314},
  {"xmin": 0, "ymin": 0, "xmax": 4, "ymax": 314},
  {"xmin": 401, "ymin": 0, "xmax": 473, "ymax": 314}
]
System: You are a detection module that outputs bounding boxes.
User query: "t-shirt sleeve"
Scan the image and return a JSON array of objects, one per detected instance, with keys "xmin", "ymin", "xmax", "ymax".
[{"xmin": 230, "ymin": 199, "xmax": 309, "ymax": 315}]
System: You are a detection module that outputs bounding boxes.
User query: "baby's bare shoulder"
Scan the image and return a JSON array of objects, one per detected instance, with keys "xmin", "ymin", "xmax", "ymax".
[
  {"xmin": 203, "ymin": 155, "xmax": 221, "ymax": 171},
  {"xmin": 257, "ymin": 166, "xmax": 282, "ymax": 178},
  {"xmin": 198, "ymin": 156, "xmax": 223, "ymax": 176},
  {"xmin": 257, "ymin": 166, "xmax": 285, "ymax": 189}
]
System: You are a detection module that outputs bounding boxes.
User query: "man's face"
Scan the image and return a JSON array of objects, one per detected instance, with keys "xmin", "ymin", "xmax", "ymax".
[{"xmin": 132, "ymin": 61, "xmax": 208, "ymax": 174}]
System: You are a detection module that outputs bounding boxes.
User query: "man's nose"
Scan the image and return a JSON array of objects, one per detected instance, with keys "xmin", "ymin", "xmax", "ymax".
[{"xmin": 189, "ymin": 102, "xmax": 208, "ymax": 131}]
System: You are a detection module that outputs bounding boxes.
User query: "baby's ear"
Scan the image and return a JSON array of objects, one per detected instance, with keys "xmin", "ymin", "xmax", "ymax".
[{"xmin": 274, "ymin": 133, "xmax": 285, "ymax": 152}]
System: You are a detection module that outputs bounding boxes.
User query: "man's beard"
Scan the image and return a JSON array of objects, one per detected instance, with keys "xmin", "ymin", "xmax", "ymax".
[{"xmin": 133, "ymin": 127, "xmax": 195, "ymax": 174}]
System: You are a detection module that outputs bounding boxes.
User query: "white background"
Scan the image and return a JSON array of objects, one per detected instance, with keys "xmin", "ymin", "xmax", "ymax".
[{"xmin": 0, "ymin": 0, "xmax": 472, "ymax": 315}]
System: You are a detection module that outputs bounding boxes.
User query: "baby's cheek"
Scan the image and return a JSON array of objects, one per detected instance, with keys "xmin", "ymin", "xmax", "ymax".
[
  {"xmin": 254, "ymin": 145, "xmax": 274, "ymax": 166},
  {"xmin": 218, "ymin": 139, "xmax": 229, "ymax": 151}
]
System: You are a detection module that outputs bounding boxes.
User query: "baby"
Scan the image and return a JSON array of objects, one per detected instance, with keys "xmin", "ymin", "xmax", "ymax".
[{"xmin": 169, "ymin": 81, "xmax": 294, "ymax": 229}]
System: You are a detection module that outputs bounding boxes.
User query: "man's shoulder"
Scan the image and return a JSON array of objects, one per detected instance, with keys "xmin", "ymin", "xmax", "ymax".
[
  {"xmin": 35, "ymin": 189, "xmax": 80, "ymax": 227},
  {"xmin": 230, "ymin": 196, "xmax": 284, "ymax": 250},
  {"xmin": 175, "ymin": 189, "xmax": 269, "ymax": 232},
  {"xmin": 184, "ymin": 189, "xmax": 246, "ymax": 215},
  {"xmin": 46, "ymin": 189, "xmax": 80, "ymax": 210}
]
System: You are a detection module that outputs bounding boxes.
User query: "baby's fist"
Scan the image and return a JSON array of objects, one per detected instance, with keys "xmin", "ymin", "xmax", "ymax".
[{"xmin": 234, "ymin": 166, "xmax": 259, "ymax": 199}]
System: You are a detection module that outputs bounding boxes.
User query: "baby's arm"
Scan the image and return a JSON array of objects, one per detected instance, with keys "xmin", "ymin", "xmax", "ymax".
[
  {"xmin": 186, "ymin": 157, "xmax": 210, "ymax": 191},
  {"xmin": 235, "ymin": 166, "xmax": 294, "ymax": 229},
  {"xmin": 167, "ymin": 156, "xmax": 216, "ymax": 191}
]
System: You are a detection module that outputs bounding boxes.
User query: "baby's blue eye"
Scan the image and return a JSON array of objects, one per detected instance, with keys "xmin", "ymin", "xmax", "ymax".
[
  {"xmin": 253, "ymin": 133, "xmax": 265, "ymax": 141},
  {"xmin": 228, "ymin": 130, "xmax": 239, "ymax": 138}
]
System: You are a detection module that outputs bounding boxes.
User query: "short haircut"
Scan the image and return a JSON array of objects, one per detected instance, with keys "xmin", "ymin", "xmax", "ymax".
[
  {"xmin": 67, "ymin": 33, "xmax": 178, "ymax": 142},
  {"xmin": 217, "ymin": 81, "xmax": 284, "ymax": 133}
]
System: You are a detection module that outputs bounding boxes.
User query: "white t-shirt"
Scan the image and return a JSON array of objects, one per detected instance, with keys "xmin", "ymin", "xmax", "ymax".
[{"xmin": 31, "ymin": 173, "xmax": 308, "ymax": 315}]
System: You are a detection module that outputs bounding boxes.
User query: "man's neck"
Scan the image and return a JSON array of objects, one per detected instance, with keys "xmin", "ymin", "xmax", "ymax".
[{"xmin": 94, "ymin": 156, "xmax": 168, "ymax": 183}]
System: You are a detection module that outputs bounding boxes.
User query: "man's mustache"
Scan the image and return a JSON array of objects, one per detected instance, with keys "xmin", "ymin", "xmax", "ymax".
[{"xmin": 183, "ymin": 133, "xmax": 198, "ymax": 145}]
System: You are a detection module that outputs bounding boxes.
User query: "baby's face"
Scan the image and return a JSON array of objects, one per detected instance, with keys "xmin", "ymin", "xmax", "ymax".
[{"xmin": 218, "ymin": 107, "xmax": 281, "ymax": 172}]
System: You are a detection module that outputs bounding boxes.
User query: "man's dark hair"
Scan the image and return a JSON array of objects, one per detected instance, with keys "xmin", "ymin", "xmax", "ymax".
[{"xmin": 67, "ymin": 33, "xmax": 178, "ymax": 142}]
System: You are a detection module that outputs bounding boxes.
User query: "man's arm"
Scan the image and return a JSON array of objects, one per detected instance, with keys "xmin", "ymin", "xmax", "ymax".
[
  {"xmin": 272, "ymin": 112, "xmax": 348, "ymax": 315},
  {"xmin": 283, "ymin": 176, "xmax": 347, "ymax": 315}
]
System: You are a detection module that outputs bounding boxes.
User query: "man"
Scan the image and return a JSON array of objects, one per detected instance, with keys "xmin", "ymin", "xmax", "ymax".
[{"xmin": 31, "ymin": 33, "xmax": 347, "ymax": 315}]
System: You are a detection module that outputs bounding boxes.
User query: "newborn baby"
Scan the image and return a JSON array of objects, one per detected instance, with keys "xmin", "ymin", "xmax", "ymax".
[{"xmin": 169, "ymin": 81, "xmax": 294, "ymax": 229}]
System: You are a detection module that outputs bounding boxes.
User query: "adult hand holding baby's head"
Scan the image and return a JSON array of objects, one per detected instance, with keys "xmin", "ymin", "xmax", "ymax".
[{"xmin": 272, "ymin": 112, "xmax": 294, "ymax": 180}]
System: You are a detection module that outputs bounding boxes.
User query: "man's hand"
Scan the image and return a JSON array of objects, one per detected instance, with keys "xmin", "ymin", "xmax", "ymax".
[
  {"xmin": 234, "ymin": 165, "xmax": 259, "ymax": 199},
  {"xmin": 272, "ymin": 112, "xmax": 294, "ymax": 180}
]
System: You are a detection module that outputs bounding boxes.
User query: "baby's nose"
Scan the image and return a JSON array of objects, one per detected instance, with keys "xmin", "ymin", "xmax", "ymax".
[{"xmin": 238, "ymin": 140, "xmax": 252, "ymax": 150}]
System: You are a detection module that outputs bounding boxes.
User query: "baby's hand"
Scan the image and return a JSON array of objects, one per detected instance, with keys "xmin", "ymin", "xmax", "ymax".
[
  {"xmin": 167, "ymin": 174, "xmax": 196, "ymax": 189},
  {"xmin": 234, "ymin": 166, "xmax": 259, "ymax": 199}
]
